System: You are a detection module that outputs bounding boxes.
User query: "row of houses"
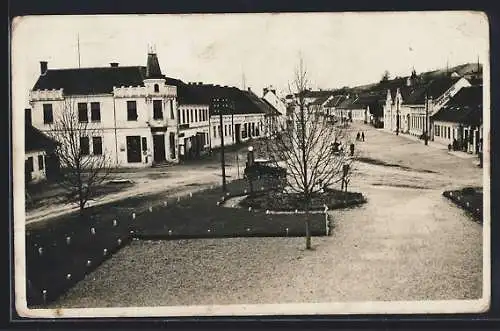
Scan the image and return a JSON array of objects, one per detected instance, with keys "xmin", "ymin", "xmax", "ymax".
[
  {"xmin": 25, "ymin": 52, "xmax": 288, "ymax": 181},
  {"xmin": 286, "ymin": 62, "xmax": 483, "ymax": 154}
]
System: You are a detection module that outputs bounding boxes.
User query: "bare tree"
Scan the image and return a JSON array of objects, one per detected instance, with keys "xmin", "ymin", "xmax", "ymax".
[
  {"xmin": 381, "ymin": 70, "xmax": 390, "ymax": 82},
  {"xmin": 47, "ymin": 99, "xmax": 113, "ymax": 214},
  {"xmin": 264, "ymin": 58, "xmax": 354, "ymax": 249}
]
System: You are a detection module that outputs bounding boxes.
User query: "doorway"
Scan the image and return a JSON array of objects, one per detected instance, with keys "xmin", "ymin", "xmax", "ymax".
[
  {"xmin": 235, "ymin": 124, "xmax": 241, "ymax": 144},
  {"xmin": 153, "ymin": 134, "xmax": 166, "ymax": 163},
  {"xmin": 126, "ymin": 136, "xmax": 142, "ymax": 163}
]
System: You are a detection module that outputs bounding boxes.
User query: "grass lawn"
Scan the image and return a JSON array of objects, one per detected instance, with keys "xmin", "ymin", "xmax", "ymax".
[
  {"xmin": 25, "ymin": 178, "xmax": 328, "ymax": 306},
  {"xmin": 240, "ymin": 189, "xmax": 366, "ymax": 212},
  {"xmin": 442, "ymin": 187, "xmax": 483, "ymax": 223}
]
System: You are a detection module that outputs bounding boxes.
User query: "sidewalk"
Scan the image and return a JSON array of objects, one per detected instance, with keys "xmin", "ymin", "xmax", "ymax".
[{"xmin": 378, "ymin": 129, "xmax": 478, "ymax": 160}]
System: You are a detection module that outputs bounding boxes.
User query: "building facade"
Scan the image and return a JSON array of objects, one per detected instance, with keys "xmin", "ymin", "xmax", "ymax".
[
  {"xmin": 30, "ymin": 53, "xmax": 180, "ymax": 168},
  {"xmin": 29, "ymin": 53, "xmax": 281, "ymax": 167},
  {"xmin": 383, "ymin": 73, "xmax": 471, "ymax": 139}
]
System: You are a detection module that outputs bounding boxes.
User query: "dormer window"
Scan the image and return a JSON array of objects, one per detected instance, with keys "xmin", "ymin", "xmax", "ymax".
[{"xmin": 154, "ymin": 84, "xmax": 159, "ymax": 93}]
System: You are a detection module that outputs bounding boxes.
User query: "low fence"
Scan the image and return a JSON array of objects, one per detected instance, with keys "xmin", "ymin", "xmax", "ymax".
[{"xmin": 25, "ymin": 178, "xmax": 331, "ymax": 306}]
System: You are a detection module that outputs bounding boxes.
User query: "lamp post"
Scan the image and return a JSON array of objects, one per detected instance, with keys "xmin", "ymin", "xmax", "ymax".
[{"xmin": 247, "ymin": 145, "xmax": 254, "ymax": 195}]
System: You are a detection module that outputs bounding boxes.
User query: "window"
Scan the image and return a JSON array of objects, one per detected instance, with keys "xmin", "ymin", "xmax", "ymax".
[
  {"xmin": 92, "ymin": 137, "xmax": 103, "ymax": 155},
  {"xmin": 38, "ymin": 155, "xmax": 44, "ymax": 170},
  {"xmin": 25, "ymin": 108, "xmax": 32, "ymax": 126},
  {"xmin": 182, "ymin": 109, "xmax": 186, "ymax": 124},
  {"xmin": 448, "ymin": 127, "xmax": 451, "ymax": 139},
  {"xmin": 229, "ymin": 125, "xmax": 232, "ymax": 136},
  {"xmin": 224, "ymin": 125, "xmax": 228, "ymax": 136},
  {"xmin": 78, "ymin": 103, "xmax": 88, "ymax": 122},
  {"xmin": 199, "ymin": 109, "xmax": 202, "ymax": 122},
  {"xmin": 435, "ymin": 125, "xmax": 440, "ymax": 137},
  {"xmin": 91, "ymin": 102, "xmax": 101, "ymax": 122},
  {"xmin": 26, "ymin": 157, "xmax": 34, "ymax": 172},
  {"xmin": 142, "ymin": 137, "xmax": 147, "ymax": 151},
  {"xmin": 153, "ymin": 100, "xmax": 163, "ymax": 119},
  {"xmin": 191, "ymin": 109, "xmax": 194, "ymax": 123},
  {"xmin": 170, "ymin": 100, "xmax": 174, "ymax": 120},
  {"xmin": 213, "ymin": 126, "xmax": 216, "ymax": 137},
  {"xmin": 80, "ymin": 137, "xmax": 90, "ymax": 155},
  {"xmin": 43, "ymin": 104, "xmax": 53, "ymax": 124},
  {"xmin": 218, "ymin": 126, "xmax": 221, "ymax": 137},
  {"xmin": 127, "ymin": 101, "xmax": 138, "ymax": 121},
  {"xmin": 154, "ymin": 84, "xmax": 159, "ymax": 93}
]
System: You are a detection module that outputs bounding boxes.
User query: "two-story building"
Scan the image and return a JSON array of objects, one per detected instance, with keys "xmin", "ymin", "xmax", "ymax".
[
  {"xmin": 30, "ymin": 52, "xmax": 179, "ymax": 168},
  {"xmin": 383, "ymin": 71, "xmax": 471, "ymax": 138}
]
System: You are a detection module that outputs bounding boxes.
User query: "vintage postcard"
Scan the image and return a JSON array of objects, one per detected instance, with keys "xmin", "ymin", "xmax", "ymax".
[{"xmin": 11, "ymin": 11, "xmax": 490, "ymax": 318}]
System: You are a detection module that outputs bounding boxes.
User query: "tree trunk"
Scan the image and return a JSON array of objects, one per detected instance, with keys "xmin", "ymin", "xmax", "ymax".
[{"xmin": 305, "ymin": 202, "xmax": 312, "ymax": 250}]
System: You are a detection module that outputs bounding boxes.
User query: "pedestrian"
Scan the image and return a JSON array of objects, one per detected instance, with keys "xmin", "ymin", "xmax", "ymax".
[
  {"xmin": 350, "ymin": 143, "xmax": 355, "ymax": 156},
  {"xmin": 356, "ymin": 132, "xmax": 360, "ymax": 141},
  {"xmin": 479, "ymin": 138, "xmax": 483, "ymax": 168},
  {"xmin": 361, "ymin": 132, "xmax": 365, "ymax": 142}
]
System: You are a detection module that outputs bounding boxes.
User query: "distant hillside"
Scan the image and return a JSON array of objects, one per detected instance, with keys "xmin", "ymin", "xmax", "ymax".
[{"xmin": 324, "ymin": 62, "xmax": 482, "ymax": 93}]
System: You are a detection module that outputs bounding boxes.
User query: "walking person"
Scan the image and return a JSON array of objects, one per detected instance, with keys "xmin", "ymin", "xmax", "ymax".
[
  {"xmin": 478, "ymin": 138, "xmax": 483, "ymax": 168},
  {"xmin": 349, "ymin": 142, "xmax": 355, "ymax": 157},
  {"xmin": 356, "ymin": 132, "xmax": 360, "ymax": 141},
  {"xmin": 361, "ymin": 132, "xmax": 365, "ymax": 142}
]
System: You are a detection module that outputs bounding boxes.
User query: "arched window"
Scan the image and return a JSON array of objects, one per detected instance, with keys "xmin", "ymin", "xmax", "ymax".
[{"xmin": 154, "ymin": 84, "xmax": 159, "ymax": 93}]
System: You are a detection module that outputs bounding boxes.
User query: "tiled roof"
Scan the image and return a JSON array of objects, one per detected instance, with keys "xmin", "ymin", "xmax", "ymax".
[
  {"xmin": 310, "ymin": 95, "xmax": 332, "ymax": 106},
  {"xmin": 165, "ymin": 77, "xmax": 206, "ymax": 105},
  {"xmin": 404, "ymin": 76, "xmax": 462, "ymax": 104},
  {"xmin": 260, "ymin": 98, "xmax": 282, "ymax": 116},
  {"xmin": 446, "ymin": 85, "xmax": 482, "ymax": 107},
  {"xmin": 431, "ymin": 86, "xmax": 482, "ymax": 125},
  {"xmin": 25, "ymin": 125, "xmax": 58, "ymax": 152},
  {"xmin": 188, "ymin": 84, "xmax": 267, "ymax": 115},
  {"xmin": 33, "ymin": 66, "xmax": 148, "ymax": 95},
  {"xmin": 324, "ymin": 95, "xmax": 346, "ymax": 108}
]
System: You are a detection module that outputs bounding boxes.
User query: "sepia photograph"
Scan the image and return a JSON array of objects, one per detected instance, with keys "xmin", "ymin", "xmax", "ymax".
[{"xmin": 11, "ymin": 11, "xmax": 490, "ymax": 318}]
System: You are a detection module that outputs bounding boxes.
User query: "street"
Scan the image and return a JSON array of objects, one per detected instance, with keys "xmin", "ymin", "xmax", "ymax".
[{"xmin": 44, "ymin": 123, "xmax": 484, "ymax": 307}]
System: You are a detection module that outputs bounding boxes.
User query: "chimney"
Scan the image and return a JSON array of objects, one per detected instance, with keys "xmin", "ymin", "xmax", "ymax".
[
  {"xmin": 271, "ymin": 89, "xmax": 276, "ymax": 94},
  {"xmin": 25, "ymin": 108, "xmax": 32, "ymax": 126},
  {"xmin": 110, "ymin": 62, "xmax": 119, "ymax": 67},
  {"xmin": 40, "ymin": 61, "xmax": 48, "ymax": 75},
  {"xmin": 248, "ymin": 87, "xmax": 252, "ymax": 92},
  {"xmin": 263, "ymin": 87, "xmax": 269, "ymax": 96}
]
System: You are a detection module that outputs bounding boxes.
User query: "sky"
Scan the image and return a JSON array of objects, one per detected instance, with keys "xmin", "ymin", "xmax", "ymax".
[{"xmin": 12, "ymin": 11, "xmax": 488, "ymax": 110}]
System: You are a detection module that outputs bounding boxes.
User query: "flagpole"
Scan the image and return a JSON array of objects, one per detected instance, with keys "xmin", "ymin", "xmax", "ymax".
[{"xmin": 77, "ymin": 34, "xmax": 81, "ymax": 68}]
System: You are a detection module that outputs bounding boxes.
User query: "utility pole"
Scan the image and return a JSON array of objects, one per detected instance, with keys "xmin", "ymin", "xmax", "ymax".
[
  {"xmin": 212, "ymin": 98, "xmax": 228, "ymax": 193},
  {"xmin": 424, "ymin": 93, "xmax": 429, "ymax": 146},
  {"xmin": 396, "ymin": 91, "xmax": 400, "ymax": 136}
]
